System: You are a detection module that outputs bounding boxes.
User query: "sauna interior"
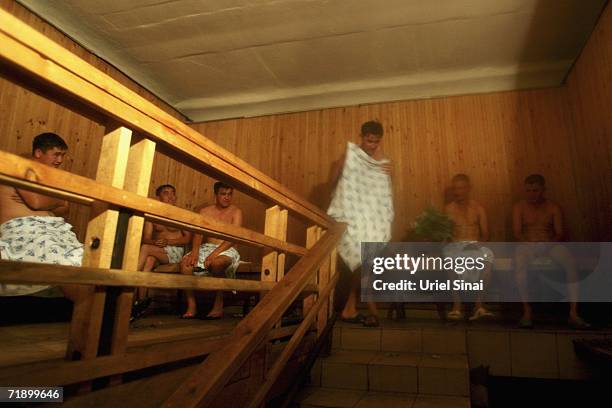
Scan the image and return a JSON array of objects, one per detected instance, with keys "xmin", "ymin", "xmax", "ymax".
[{"xmin": 0, "ymin": 0, "xmax": 610, "ymax": 407}]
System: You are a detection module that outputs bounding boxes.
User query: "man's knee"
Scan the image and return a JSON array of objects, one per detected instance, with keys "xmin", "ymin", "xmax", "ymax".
[
  {"xmin": 549, "ymin": 244, "xmax": 574, "ymax": 264},
  {"xmin": 140, "ymin": 244, "xmax": 155, "ymax": 256},
  {"xmin": 180, "ymin": 259, "xmax": 193, "ymax": 275},
  {"xmin": 211, "ymin": 256, "xmax": 231, "ymax": 273}
]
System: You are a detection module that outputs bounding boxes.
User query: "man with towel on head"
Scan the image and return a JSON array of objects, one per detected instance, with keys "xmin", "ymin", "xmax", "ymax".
[
  {"xmin": 328, "ymin": 121, "xmax": 394, "ymax": 327},
  {"xmin": 0, "ymin": 133, "xmax": 83, "ymax": 300}
]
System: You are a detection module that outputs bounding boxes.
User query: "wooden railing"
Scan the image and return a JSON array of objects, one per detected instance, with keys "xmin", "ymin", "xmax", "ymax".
[{"xmin": 0, "ymin": 7, "xmax": 344, "ymax": 407}]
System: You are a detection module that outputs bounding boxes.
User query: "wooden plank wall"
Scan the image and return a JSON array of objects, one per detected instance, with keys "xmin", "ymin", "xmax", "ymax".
[
  {"xmin": 564, "ymin": 4, "xmax": 612, "ymax": 241},
  {"xmin": 0, "ymin": 0, "xmax": 608, "ymax": 248},
  {"xmin": 192, "ymin": 88, "xmax": 589, "ymax": 242}
]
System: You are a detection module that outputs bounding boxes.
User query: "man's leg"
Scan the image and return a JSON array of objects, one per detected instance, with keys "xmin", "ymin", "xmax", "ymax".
[
  {"xmin": 515, "ymin": 244, "xmax": 535, "ymax": 325},
  {"xmin": 548, "ymin": 245, "xmax": 589, "ymax": 328},
  {"xmin": 137, "ymin": 256, "xmax": 158, "ymax": 299},
  {"xmin": 207, "ymin": 256, "xmax": 232, "ymax": 318},
  {"xmin": 340, "ymin": 270, "xmax": 361, "ymax": 319},
  {"xmin": 448, "ymin": 266, "xmax": 463, "ymax": 319},
  {"xmin": 180, "ymin": 257, "xmax": 197, "ymax": 318},
  {"xmin": 137, "ymin": 244, "xmax": 170, "ymax": 300}
]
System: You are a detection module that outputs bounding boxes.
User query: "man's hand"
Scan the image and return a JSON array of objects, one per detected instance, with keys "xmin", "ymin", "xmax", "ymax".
[
  {"xmin": 154, "ymin": 238, "xmax": 168, "ymax": 247},
  {"xmin": 183, "ymin": 251, "xmax": 198, "ymax": 267},
  {"xmin": 203, "ymin": 255, "xmax": 215, "ymax": 270},
  {"xmin": 380, "ymin": 162, "xmax": 392, "ymax": 176}
]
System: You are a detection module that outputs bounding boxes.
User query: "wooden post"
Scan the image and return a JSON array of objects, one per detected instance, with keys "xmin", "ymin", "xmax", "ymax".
[
  {"xmin": 316, "ymin": 230, "xmax": 330, "ymax": 336},
  {"xmin": 328, "ymin": 248, "xmax": 337, "ymax": 319},
  {"xmin": 66, "ymin": 125, "xmax": 132, "ymax": 366},
  {"xmin": 260, "ymin": 206, "xmax": 288, "ymax": 327},
  {"xmin": 110, "ymin": 138, "xmax": 156, "ymax": 355},
  {"xmin": 302, "ymin": 226, "xmax": 322, "ymax": 317}
]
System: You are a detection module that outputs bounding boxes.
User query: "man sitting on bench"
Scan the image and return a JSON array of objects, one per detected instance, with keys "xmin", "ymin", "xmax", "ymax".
[
  {"xmin": 444, "ymin": 174, "xmax": 494, "ymax": 321},
  {"xmin": 0, "ymin": 133, "xmax": 82, "ymax": 300},
  {"xmin": 180, "ymin": 181, "xmax": 242, "ymax": 319},
  {"xmin": 513, "ymin": 174, "xmax": 590, "ymax": 329},
  {"xmin": 134, "ymin": 184, "xmax": 192, "ymax": 311}
]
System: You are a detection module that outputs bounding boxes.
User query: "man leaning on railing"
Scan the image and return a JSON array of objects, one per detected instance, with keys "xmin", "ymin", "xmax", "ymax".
[{"xmin": 0, "ymin": 132, "xmax": 83, "ymax": 301}]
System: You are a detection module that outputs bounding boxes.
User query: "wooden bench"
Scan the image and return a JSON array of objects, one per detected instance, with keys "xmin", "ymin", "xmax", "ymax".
[{"xmin": 149, "ymin": 261, "xmax": 262, "ymax": 314}]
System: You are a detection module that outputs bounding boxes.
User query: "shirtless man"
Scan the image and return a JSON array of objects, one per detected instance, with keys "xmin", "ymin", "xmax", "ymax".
[
  {"xmin": 513, "ymin": 174, "xmax": 590, "ymax": 329},
  {"xmin": 180, "ymin": 182, "xmax": 242, "ymax": 319},
  {"xmin": 0, "ymin": 133, "xmax": 82, "ymax": 300},
  {"xmin": 444, "ymin": 174, "xmax": 494, "ymax": 321},
  {"xmin": 135, "ymin": 184, "xmax": 192, "ymax": 301},
  {"xmin": 330, "ymin": 120, "xmax": 393, "ymax": 327}
]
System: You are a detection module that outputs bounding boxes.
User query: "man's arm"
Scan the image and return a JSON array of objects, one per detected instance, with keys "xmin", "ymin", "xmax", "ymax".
[
  {"xmin": 15, "ymin": 188, "xmax": 67, "ymax": 212},
  {"xmin": 478, "ymin": 204, "xmax": 490, "ymax": 242},
  {"xmin": 551, "ymin": 204, "xmax": 564, "ymax": 242},
  {"xmin": 512, "ymin": 203, "xmax": 524, "ymax": 241},
  {"xmin": 141, "ymin": 221, "xmax": 156, "ymax": 245},
  {"xmin": 206, "ymin": 209, "xmax": 242, "ymax": 263}
]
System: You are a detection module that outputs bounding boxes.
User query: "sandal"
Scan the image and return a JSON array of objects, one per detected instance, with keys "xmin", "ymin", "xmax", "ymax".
[
  {"xmin": 568, "ymin": 316, "xmax": 592, "ymax": 330},
  {"xmin": 469, "ymin": 307, "xmax": 494, "ymax": 321},
  {"xmin": 363, "ymin": 315, "xmax": 380, "ymax": 327},
  {"xmin": 340, "ymin": 313, "xmax": 366, "ymax": 324},
  {"xmin": 447, "ymin": 310, "xmax": 464, "ymax": 321}
]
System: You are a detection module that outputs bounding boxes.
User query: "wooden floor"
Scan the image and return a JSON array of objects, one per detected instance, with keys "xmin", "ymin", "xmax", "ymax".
[{"xmin": 0, "ymin": 314, "xmax": 241, "ymax": 367}]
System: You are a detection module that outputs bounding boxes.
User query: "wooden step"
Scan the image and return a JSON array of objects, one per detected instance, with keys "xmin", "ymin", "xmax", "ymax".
[
  {"xmin": 297, "ymin": 387, "xmax": 470, "ymax": 408},
  {"xmin": 313, "ymin": 350, "xmax": 469, "ymax": 397},
  {"xmin": 333, "ymin": 320, "xmax": 467, "ymax": 354}
]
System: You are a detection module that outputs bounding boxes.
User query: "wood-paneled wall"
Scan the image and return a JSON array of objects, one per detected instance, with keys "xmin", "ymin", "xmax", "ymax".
[
  {"xmin": 564, "ymin": 4, "xmax": 612, "ymax": 241},
  {"xmin": 0, "ymin": 0, "xmax": 608, "ymax": 253},
  {"xmin": 191, "ymin": 88, "xmax": 588, "ymax": 242}
]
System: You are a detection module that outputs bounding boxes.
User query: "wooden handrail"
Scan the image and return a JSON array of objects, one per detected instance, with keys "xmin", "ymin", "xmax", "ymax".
[
  {"xmin": 163, "ymin": 222, "xmax": 345, "ymax": 408},
  {"xmin": 0, "ymin": 7, "xmax": 347, "ymax": 403},
  {"xmin": 0, "ymin": 153, "xmax": 306, "ymax": 256},
  {"xmin": 0, "ymin": 8, "xmax": 333, "ymax": 228},
  {"xmin": 0, "ymin": 260, "xmax": 318, "ymax": 294},
  {"xmin": 248, "ymin": 272, "xmax": 340, "ymax": 408}
]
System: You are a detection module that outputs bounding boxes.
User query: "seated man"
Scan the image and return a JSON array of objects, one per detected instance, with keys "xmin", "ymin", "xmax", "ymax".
[
  {"xmin": 0, "ymin": 133, "xmax": 82, "ymax": 300},
  {"xmin": 444, "ymin": 174, "xmax": 494, "ymax": 321},
  {"xmin": 513, "ymin": 174, "xmax": 590, "ymax": 329},
  {"xmin": 180, "ymin": 181, "xmax": 242, "ymax": 319},
  {"xmin": 135, "ymin": 184, "xmax": 192, "ymax": 306}
]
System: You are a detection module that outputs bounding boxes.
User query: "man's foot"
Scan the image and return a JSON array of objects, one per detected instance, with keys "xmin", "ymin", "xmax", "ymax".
[
  {"xmin": 340, "ymin": 313, "xmax": 366, "ymax": 324},
  {"xmin": 568, "ymin": 316, "xmax": 591, "ymax": 330},
  {"xmin": 447, "ymin": 310, "xmax": 464, "ymax": 321},
  {"xmin": 180, "ymin": 312, "xmax": 198, "ymax": 319},
  {"xmin": 518, "ymin": 318, "xmax": 534, "ymax": 329},
  {"xmin": 130, "ymin": 297, "xmax": 152, "ymax": 322},
  {"xmin": 201, "ymin": 314, "xmax": 223, "ymax": 320},
  {"xmin": 469, "ymin": 307, "xmax": 494, "ymax": 321},
  {"xmin": 363, "ymin": 315, "xmax": 380, "ymax": 327}
]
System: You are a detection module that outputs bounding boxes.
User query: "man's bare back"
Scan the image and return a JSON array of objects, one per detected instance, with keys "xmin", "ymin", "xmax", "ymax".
[{"xmin": 446, "ymin": 199, "xmax": 486, "ymax": 242}]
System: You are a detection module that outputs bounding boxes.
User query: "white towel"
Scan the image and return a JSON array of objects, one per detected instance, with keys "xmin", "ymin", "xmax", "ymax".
[
  {"xmin": 327, "ymin": 142, "xmax": 394, "ymax": 271},
  {"xmin": 0, "ymin": 216, "xmax": 83, "ymax": 296}
]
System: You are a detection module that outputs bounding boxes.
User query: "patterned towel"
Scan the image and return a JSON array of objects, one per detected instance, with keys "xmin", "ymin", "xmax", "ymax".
[
  {"xmin": 188, "ymin": 243, "xmax": 241, "ymax": 279},
  {"xmin": 328, "ymin": 142, "xmax": 394, "ymax": 271},
  {"xmin": 0, "ymin": 216, "xmax": 83, "ymax": 296}
]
